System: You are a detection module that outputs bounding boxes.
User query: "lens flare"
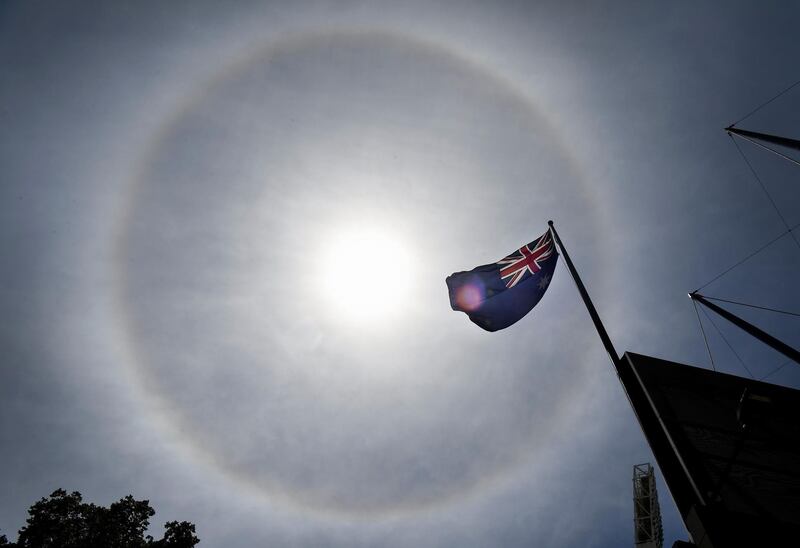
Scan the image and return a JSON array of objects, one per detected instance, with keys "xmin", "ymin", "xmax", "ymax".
[{"xmin": 455, "ymin": 281, "xmax": 485, "ymax": 311}]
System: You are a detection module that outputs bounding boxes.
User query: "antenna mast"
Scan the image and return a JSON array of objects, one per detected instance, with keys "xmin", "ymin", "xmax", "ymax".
[{"xmin": 633, "ymin": 463, "xmax": 663, "ymax": 548}]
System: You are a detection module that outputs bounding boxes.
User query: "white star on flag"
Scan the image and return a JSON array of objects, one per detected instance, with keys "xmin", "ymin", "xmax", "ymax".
[{"xmin": 537, "ymin": 274, "xmax": 551, "ymax": 290}]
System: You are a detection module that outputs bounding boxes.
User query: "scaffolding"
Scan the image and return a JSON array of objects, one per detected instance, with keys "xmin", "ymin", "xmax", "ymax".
[{"xmin": 633, "ymin": 463, "xmax": 663, "ymax": 548}]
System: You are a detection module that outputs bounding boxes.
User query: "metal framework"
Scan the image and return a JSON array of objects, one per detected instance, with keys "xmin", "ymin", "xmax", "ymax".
[{"xmin": 633, "ymin": 463, "xmax": 663, "ymax": 548}]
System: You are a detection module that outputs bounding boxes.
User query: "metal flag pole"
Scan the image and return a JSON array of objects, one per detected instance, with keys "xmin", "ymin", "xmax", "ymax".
[
  {"xmin": 547, "ymin": 220, "xmax": 622, "ymax": 371},
  {"xmin": 548, "ymin": 221, "xmax": 711, "ymax": 513},
  {"xmin": 689, "ymin": 292, "xmax": 800, "ymax": 366}
]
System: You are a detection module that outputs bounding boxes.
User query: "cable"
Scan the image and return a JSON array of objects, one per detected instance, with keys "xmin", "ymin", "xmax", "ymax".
[
  {"xmin": 693, "ymin": 299, "xmax": 716, "ymax": 371},
  {"xmin": 730, "ymin": 77, "xmax": 800, "ymax": 128},
  {"xmin": 730, "ymin": 135, "xmax": 800, "ymax": 252},
  {"xmin": 701, "ymin": 295, "xmax": 800, "ymax": 318},
  {"xmin": 700, "ymin": 305, "xmax": 755, "ymax": 379},
  {"xmin": 760, "ymin": 359, "xmax": 792, "ymax": 382},
  {"xmin": 694, "ymin": 222, "xmax": 800, "ymax": 292}
]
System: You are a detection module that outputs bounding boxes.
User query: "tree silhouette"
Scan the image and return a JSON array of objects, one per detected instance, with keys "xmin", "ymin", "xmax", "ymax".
[
  {"xmin": 148, "ymin": 522, "xmax": 199, "ymax": 547},
  {"xmin": 1, "ymin": 489, "xmax": 199, "ymax": 547}
]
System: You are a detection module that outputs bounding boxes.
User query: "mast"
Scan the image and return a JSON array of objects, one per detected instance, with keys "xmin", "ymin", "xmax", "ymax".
[
  {"xmin": 726, "ymin": 126, "xmax": 800, "ymax": 167},
  {"xmin": 690, "ymin": 292, "xmax": 800, "ymax": 367},
  {"xmin": 726, "ymin": 126, "xmax": 800, "ymax": 152}
]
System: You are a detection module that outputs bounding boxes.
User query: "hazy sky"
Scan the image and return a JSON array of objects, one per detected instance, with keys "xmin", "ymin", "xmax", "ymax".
[{"xmin": 2, "ymin": 2, "xmax": 799, "ymax": 546}]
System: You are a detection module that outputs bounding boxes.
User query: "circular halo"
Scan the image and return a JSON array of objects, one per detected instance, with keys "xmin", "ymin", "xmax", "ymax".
[{"xmin": 114, "ymin": 28, "xmax": 608, "ymax": 519}]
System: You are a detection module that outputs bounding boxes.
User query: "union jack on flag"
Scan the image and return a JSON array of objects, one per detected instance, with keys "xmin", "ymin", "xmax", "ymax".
[
  {"xmin": 497, "ymin": 231, "xmax": 555, "ymax": 289},
  {"xmin": 446, "ymin": 227, "xmax": 559, "ymax": 332}
]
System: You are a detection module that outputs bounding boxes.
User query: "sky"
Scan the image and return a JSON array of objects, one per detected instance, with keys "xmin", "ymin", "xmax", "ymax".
[{"xmin": 2, "ymin": 1, "xmax": 800, "ymax": 546}]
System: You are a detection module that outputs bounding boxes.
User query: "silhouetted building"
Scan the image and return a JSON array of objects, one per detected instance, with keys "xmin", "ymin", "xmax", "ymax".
[{"xmin": 622, "ymin": 353, "xmax": 800, "ymax": 547}]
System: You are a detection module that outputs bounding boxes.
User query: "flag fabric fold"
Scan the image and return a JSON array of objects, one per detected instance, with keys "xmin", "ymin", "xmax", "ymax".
[{"xmin": 446, "ymin": 229, "xmax": 558, "ymax": 332}]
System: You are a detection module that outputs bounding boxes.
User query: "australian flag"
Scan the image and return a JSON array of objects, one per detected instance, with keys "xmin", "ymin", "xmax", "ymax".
[{"xmin": 446, "ymin": 229, "xmax": 558, "ymax": 332}]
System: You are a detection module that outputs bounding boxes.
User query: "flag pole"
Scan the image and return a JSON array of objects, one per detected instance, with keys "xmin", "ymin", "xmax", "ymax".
[
  {"xmin": 547, "ymin": 222, "xmax": 709, "ymax": 513},
  {"xmin": 548, "ymin": 220, "xmax": 622, "ymax": 370}
]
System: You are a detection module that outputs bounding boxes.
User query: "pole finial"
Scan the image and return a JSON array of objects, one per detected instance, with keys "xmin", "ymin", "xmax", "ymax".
[{"xmin": 547, "ymin": 220, "xmax": 554, "ymax": 226}]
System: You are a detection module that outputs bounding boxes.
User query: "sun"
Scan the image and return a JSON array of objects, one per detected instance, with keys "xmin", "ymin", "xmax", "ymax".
[{"xmin": 320, "ymin": 227, "xmax": 416, "ymax": 324}]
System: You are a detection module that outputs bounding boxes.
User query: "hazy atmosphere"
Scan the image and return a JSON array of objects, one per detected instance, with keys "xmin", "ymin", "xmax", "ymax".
[{"xmin": 2, "ymin": 2, "xmax": 799, "ymax": 546}]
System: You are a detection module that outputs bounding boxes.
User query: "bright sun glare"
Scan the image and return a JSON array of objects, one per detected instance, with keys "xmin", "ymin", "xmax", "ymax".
[{"xmin": 321, "ymin": 227, "xmax": 416, "ymax": 324}]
